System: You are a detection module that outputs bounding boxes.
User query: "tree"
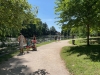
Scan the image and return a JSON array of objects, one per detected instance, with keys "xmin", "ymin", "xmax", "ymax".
[
  {"xmin": 42, "ymin": 23, "xmax": 49, "ymax": 35},
  {"xmin": 0, "ymin": 0, "xmax": 32, "ymax": 38},
  {"xmin": 78, "ymin": 26, "xmax": 86, "ymax": 38},
  {"xmin": 50, "ymin": 26, "xmax": 57, "ymax": 35},
  {"xmin": 0, "ymin": 0, "xmax": 40, "ymax": 42},
  {"xmin": 21, "ymin": 18, "xmax": 51, "ymax": 37},
  {"xmin": 55, "ymin": 0, "xmax": 100, "ymax": 46}
]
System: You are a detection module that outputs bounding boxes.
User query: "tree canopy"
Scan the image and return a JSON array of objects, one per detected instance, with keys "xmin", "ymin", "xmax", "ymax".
[
  {"xmin": 55, "ymin": 0, "xmax": 100, "ymax": 45},
  {"xmin": 0, "ymin": 0, "xmax": 33, "ymax": 38},
  {"xmin": 0, "ymin": 0, "xmax": 58, "ymax": 43}
]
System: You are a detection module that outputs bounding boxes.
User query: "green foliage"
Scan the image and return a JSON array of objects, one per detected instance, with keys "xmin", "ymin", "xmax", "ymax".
[
  {"xmin": 55, "ymin": 0, "xmax": 100, "ymax": 45},
  {"xmin": 55, "ymin": 0, "xmax": 100, "ymax": 27},
  {"xmin": 0, "ymin": 0, "xmax": 40, "ymax": 42},
  {"xmin": 0, "ymin": 0, "xmax": 32, "ymax": 36},
  {"xmin": 21, "ymin": 18, "xmax": 57, "ymax": 37},
  {"xmin": 50, "ymin": 26, "xmax": 57, "ymax": 35},
  {"xmin": 42, "ymin": 23, "xmax": 50, "ymax": 35},
  {"xmin": 0, "ymin": 0, "xmax": 58, "ymax": 42}
]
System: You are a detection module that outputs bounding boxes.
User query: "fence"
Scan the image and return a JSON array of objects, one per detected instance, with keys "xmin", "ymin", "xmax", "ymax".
[{"xmin": 0, "ymin": 35, "xmax": 71, "ymax": 56}]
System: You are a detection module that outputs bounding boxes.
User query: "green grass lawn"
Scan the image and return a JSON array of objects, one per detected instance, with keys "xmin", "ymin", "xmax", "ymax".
[
  {"xmin": 61, "ymin": 39, "xmax": 100, "ymax": 75},
  {"xmin": 36, "ymin": 40, "xmax": 55, "ymax": 47},
  {"xmin": 0, "ymin": 40, "xmax": 55, "ymax": 63},
  {"xmin": 69, "ymin": 37, "xmax": 100, "ymax": 45}
]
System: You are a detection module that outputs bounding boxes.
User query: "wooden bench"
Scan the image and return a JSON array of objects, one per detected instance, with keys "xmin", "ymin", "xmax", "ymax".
[
  {"xmin": 89, "ymin": 40, "xmax": 97, "ymax": 44},
  {"xmin": 26, "ymin": 44, "xmax": 37, "ymax": 51}
]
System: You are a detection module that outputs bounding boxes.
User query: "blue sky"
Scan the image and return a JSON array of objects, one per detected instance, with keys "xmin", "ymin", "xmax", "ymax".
[{"xmin": 27, "ymin": 0, "xmax": 61, "ymax": 32}]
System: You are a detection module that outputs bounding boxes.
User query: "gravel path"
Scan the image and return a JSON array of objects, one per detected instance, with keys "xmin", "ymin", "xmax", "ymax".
[{"xmin": 0, "ymin": 40, "xmax": 72, "ymax": 75}]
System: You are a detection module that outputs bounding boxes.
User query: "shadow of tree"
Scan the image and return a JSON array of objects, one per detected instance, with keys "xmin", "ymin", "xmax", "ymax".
[
  {"xmin": 0, "ymin": 58, "xmax": 30, "ymax": 75},
  {"xmin": 0, "ymin": 57, "xmax": 50, "ymax": 75},
  {"xmin": 33, "ymin": 69, "xmax": 50, "ymax": 75},
  {"xmin": 64, "ymin": 45, "xmax": 100, "ymax": 62}
]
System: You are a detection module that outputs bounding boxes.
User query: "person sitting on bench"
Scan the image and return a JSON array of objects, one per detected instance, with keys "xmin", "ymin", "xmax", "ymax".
[
  {"xmin": 26, "ymin": 38, "xmax": 31, "ymax": 53},
  {"xmin": 31, "ymin": 35, "xmax": 37, "ymax": 51}
]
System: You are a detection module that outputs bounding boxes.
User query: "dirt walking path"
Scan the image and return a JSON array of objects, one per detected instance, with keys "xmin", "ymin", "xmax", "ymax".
[{"xmin": 0, "ymin": 40, "xmax": 72, "ymax": 75}]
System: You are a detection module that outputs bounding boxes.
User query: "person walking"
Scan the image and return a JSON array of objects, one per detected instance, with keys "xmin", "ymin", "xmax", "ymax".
[
  {"xmin": 58, "ymin": 36, "xmax": 60, "ymax": 41},
  {"xmin": 55, "ymin": 35, "xmax": 57, "ymax": 42},
  {"xmin": 18, "ymin": 33, "xmax": 26, "ymax": 54}
]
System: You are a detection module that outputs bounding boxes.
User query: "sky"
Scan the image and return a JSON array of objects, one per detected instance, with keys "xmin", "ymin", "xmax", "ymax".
[{"xmin": 27, "ymin": 0, "xmax": 61, "ymax": 32}]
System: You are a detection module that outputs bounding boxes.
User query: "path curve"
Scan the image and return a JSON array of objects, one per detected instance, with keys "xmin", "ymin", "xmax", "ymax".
[{"xmin": 0, "ymin": 40, "xmax": 72, "ymax": 75}]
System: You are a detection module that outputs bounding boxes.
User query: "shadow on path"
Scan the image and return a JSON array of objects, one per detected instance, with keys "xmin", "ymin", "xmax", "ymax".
[{"xmin": 0, "ymin": 57, "xmax": 50, "ymax": 75}]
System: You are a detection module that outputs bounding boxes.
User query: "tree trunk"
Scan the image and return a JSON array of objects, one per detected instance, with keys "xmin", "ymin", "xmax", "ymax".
[{"xmin": 87, "ymin": 24, "xmax": 90, "ymax": 46}]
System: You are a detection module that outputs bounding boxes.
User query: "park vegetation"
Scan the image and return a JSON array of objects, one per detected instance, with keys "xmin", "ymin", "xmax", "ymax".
[
  {"xmin": 55, "ymin": 0, "xmax": 100, "ymax": 46},
  {"xmin": 0, "ymin": 0, "xmax": 59, "ymax": 58},
  {"xmin": 0, "ymin": 0, "xmax": 58, "ymax": 43},
  {"xmin": 55, "ymin": 0, "xmax": 100, "ymax": 74}
]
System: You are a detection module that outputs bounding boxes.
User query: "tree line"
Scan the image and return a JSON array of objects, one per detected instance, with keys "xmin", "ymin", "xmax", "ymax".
[
  {"xmin": 0, "ymin": 0, "xmax": 58, "ymax": 42},
  {"xmin": 21, "ymin": 22, "xmax": 58, "ymax": 38}
]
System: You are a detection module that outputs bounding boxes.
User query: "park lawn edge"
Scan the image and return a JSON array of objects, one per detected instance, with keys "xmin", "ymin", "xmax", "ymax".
[{"xmin": 60, "ymin": 39, "xmax": 100, "ymax": 75}]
